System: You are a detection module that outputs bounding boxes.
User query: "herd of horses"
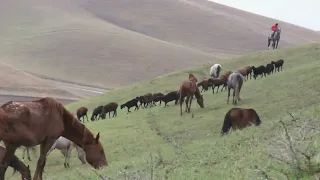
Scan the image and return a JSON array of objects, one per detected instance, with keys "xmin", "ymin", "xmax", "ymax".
[{"xmin": 0, "ymin": 59, "xmax": 284, "ymax": 180}]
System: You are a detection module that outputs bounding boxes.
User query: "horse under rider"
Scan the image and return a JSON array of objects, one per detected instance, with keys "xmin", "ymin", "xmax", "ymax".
[{"xmin": 271, "ymin": 23, "xmax": 279, "ymax": 38}]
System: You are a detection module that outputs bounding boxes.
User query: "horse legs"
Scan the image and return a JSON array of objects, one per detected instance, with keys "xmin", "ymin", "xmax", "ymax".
[
  {"xmin": 27, "ymin": 148, "xmax": 31, "ymax": 161},
  {"xmin": 185, "ymin": 96, "xmax": 190, "ymax": 113},
  {"xmin": 33, "ymin": 138, "xmax": 57, "ymax": 180},
  {"xmin": 0, "ymin": 143, "xmax": 18, "ymax": 180},
  {"xmin": 227, "ymin": 87, "xmax": 231, "ymax": 104},
  {"xmin": 188, "ymin": 95, "xmax": 193, "ymax": 113},
  {"xmin": 232, "ymin": 89, "xmax": 236, "ymax": 105},
  {"xmin": 180, "ymin": 97, "xmax": 184, "ymax": 116},
  {"xmin": 64, "ymin": 145, "xmax": 72, "ymax": 168},
  {"xmin": 212, "ymin": 85, "xmax": 216, "ymax": 94}
]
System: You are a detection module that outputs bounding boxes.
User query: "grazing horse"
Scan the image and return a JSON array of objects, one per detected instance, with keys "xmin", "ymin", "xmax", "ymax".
[
  {"xmin": 0, "ymin": 146, "xmax": 31, "ymax": 180},
  {"xmin": 46, "ymin": 136, "xmax": 86, "ymax": 168},
  {"xmin": 188, "ymin": 73, "xmax": 198, "ymax": 83},
  {"xmin": 90, "ymin": 105, "xmax": 103, "ymax": 121},
  {"xmin": 209, "ymin": 64, "xmax": 222, "ymax": 78},
  {"xmin": 0, "ymin": 97, "xmax": 108, "ymax": 180},
  {"xmin": 121, "ymin": 98, "xmax": 139, "ymax": 113},
  {"xmin": 179, "ymin": 80, "xmax": 204, "ymax": 116},
  {"xmin": 221, "ymin": 108, "xmax": 262, "ymax": 136},
  {"xmin": 226, "ymin": 72, "xmax": 244, "ymax": 105},
  {"xmin": 76, "ymin": 107, "xmax": 88, "ymax": 123},
  {"xmin": 268, "ymin": 28, "xmax": 281, "ymax": 50},
  {"xmin": 100, "ymin": 102, "xmax": 118, "ymax": 119}
]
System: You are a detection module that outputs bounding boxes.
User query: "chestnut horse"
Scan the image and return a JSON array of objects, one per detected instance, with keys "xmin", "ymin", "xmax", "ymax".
[
  {"xmin": 179, "ymin": 80, "xmax": 204, "ymax": 116},
  {"xmin": 0, "ymin": 97, "xmax": 108, "ymax": 180},
  {"xmin": 0, "ymin": 146, "xmax": 31, "ymax": 180},
  {"xmin": 221, "ymin": 108, "xmax": 262, "ymax": 136}
]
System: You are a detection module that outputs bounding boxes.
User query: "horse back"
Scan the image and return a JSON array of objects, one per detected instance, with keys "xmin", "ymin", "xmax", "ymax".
[{"xmin": 230, "ymin": 108, "xmax": 259, "ymax": 129}]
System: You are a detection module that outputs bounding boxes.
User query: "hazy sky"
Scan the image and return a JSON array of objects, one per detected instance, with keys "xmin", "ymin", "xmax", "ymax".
[{"xmin": 210, "ymin": 0, "xmax": 320, "ymax": 31}]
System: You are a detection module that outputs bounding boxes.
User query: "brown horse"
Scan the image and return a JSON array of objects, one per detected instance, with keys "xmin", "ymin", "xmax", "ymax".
[
  {"xmin": 100, "ymin": 102, "xmax": 118, "ymax": 119},
  {"xmin": 236, "ymin": 68, "xmax": 247, "ymax": 80},
  {"xmin": 188, "ymin": 73, "xmax": 198, "ymax": 83},
  {"xmin": 197, "ymin": 79, "xmax": 212, "ymax": 92},
  {"xmin": 76, "ymin": 106, "xmax": 88, "ymax": 123},
  {"xmin": 0, "ymin": 146, "xmax": 31, "ymax": 180},
  {"xmin": 221, "ymin": 108, "xmax": 262, "ymax": 135},
  {"xmin": 179, "ymin": 80, "xmax": 204, "ymax": 116},
  {"xmin": 0, "ymin": 97, "xmax": 108, "ymax": 180},
  {"xmin": 219, "ymin": 71, "xmax": 233, "ymax": 91},
  {"xmin": 243, "ymin": 66, "xmax": 253, "ymax": 80}
]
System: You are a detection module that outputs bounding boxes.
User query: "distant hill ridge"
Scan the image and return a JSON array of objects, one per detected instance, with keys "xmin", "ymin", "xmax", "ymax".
[{"xmin": 0, "ymin": 0, "xmax": 318, "ymax": 98}]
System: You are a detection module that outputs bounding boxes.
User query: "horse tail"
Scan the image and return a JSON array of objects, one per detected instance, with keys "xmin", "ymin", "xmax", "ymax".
[
  {"xmin": 235, "ymin": 75, "xmax": 243, "ymax": 101},
  {"xmin": 216, "ymin": 65, "xmax": 221, "ymax": 77},
  {"xmin": 221, "ymin": 109, "xmax": 232, "ymax": 136}
]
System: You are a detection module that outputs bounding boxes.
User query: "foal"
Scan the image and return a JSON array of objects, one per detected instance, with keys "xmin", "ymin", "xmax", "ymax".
[{"xmin": 0, "ymin": 146, "xmax": 31, "ymax": 180}]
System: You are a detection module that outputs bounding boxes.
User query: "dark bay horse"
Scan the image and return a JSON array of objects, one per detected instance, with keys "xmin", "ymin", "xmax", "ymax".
[
  {"xmin": 221, "ymin": 108, "xmax": 262, "ymax": 136},
  {"xmin": 179, "ymin": 80, "xmax": 204, "ymax": 116},
  {"xmin": 268, "ymin": 28, "xmax": 281, "ymax": 50},
  {"xmin": 0, "ymin": 97, "xmax": 108, "ymax": 180},
  {"xmin": 226, "ymin": 72, "xmax": 244, "ymax": 105},
  {"xmin": 0, "ymin": 146, "xmax": 31, "ymax": 180}
]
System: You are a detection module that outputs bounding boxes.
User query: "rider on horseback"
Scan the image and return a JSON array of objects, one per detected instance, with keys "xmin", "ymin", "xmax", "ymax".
[{"xmin": 271, "ymin": 23, "xmax": 279, "ymax": 38}]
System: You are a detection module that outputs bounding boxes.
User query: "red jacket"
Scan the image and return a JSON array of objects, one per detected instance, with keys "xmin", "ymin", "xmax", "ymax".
[{"xmin": 271, "ymin": 25, "xmax": 278, "ymax": 31}]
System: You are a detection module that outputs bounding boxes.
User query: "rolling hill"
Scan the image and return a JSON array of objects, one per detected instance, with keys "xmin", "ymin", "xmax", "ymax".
[{"xmin": 0, "ymin": 0, "xmax": 319, "ymax": 100}]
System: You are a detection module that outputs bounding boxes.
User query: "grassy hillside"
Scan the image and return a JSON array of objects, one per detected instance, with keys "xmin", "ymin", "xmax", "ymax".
[
  {"xmin": 0, "ymin": 0, "xmax": 319, "ymax": 94},
  {"xmin": 7, "ymin": 44, "xmax": 320, "ymax": 179}
]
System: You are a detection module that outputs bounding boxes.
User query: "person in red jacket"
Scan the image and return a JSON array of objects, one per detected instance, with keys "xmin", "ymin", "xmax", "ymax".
[{"xmin": 271, "ymin": 23, "xmax": 279, "ymax": 38}]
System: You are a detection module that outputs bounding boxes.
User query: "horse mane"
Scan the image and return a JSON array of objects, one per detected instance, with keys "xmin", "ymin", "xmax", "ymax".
[
  {"xmin": 221, "ymin": 108, "xmax": 233, "ymax": 136},
  {"xmin": 251, "ymin": 109, "xmax": 262, "ymax": 125},
  {"xmin": 41, "ymin": 97, "xmax": 94, "ymax": 147}
]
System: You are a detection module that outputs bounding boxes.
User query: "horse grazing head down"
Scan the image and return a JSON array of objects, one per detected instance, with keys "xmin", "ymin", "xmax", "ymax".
[{"xmin": 82, "ymin": 130, "xmax": 107, "ymax": 169}]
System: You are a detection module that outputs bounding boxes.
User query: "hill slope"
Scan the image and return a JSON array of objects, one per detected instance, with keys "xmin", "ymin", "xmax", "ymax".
[
  {"xmin": 0, "ymin": 0, "xmax": 319, "ymax": 95},
  {"xmin": 8, "ymin": 44, "xmax": 320, "ymax": 179},
  {"xmin": 78, "ymin": 0, "xmax": 320, "ymax": 53}
]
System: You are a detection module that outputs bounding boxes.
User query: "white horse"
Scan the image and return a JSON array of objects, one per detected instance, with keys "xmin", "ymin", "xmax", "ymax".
[
  {"xmin": 46, "ymin": 136, "xmax": 86, "ymax": 167},
  {"xmin": 210, "ymin": 64, "xmax": 222, "ymax": 78}
]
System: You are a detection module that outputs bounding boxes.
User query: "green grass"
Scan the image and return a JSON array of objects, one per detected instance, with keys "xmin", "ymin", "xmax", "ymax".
[{"xmin": 6, "ymin": 43, "xmax": 320, "ymax": 180}]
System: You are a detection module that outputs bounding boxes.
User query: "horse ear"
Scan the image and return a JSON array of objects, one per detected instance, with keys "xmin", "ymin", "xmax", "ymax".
[{"xmin": 95, "ymin": 132, "xmax": 100, "ymax": 144}]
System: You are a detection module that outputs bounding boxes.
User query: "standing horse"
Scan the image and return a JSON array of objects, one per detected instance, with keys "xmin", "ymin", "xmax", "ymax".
[
  {"xmin": 76, "ymin": 107, "xmax": 89, "ymax": 123},
  {"xmin": 179, "ymin": 80, "xmax": 204, "ymax": 116},
  {"xmin": 221, "ymin": 108, "xmax": 262, "ymax": 136},
  {"xmin": 209, "ymin": 64, "xmax": 222, "ymax": 78},
  {"xmin": 0, "ymin": 146, "xmax": 31, "ymax": 180},
  {"xmin": 46, "ymin": 136, "xmax": 86, "ymax": 168},
  {"xmin": 0, "ymin": 97, "xmax": 108, "ymax": 180},
  {"xmin": 226, "ymin": 72, "xmax": 244, "ymax": 105},
  {"xmin": 268, "ymin": 28, "xmax": 281, "ymax": 50}
]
